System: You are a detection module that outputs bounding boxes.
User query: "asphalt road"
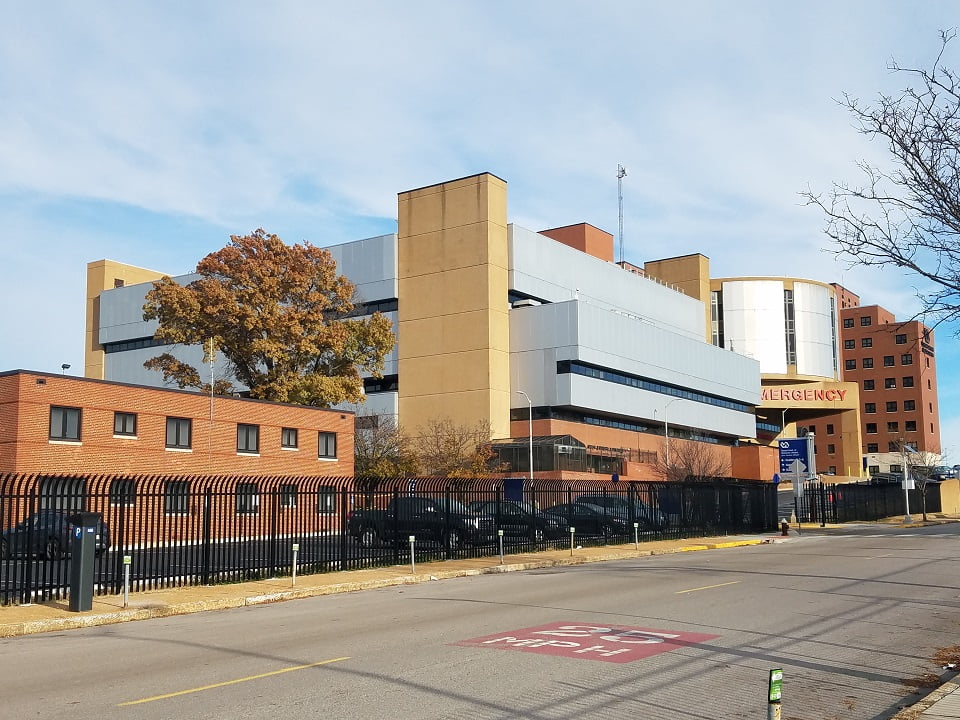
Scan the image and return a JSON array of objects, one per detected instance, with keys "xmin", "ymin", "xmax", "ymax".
[{"xmin": 3, "ymin": 523, "xmax": 958, "ymax": 719}]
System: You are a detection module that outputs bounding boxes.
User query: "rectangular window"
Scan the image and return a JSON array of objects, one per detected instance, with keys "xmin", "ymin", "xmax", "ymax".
[
  {"xmin": 863, "ymin": 379, "xmax": 875, "ymax": 390},
  {"xmin": 826, "ymin": 424, "xmax": 834, "ymax": 435},
  {"xmin": 865, "ymin": 403, "xmax": 876, "ymax": 413},
  {"xmin": 867, "ymin": 444, "xmax": 879, "ymax": 453},
  {"xmin": 318, "ymin": 431, "xmax": 337, "ymax": 459},
  {"xmin": 109, "ymin": 478, "xmax": 136, "ymax": 506},
  {"xmin": 883, "ymin": 356, "xmax": 895, "ymax": 367},
  {"xmin": 868, "ymin": 465, "xmax": 880, "ymax": 475},
  {"xmin": 866, "ymin": 423, "xmax": 877, "ymax": 434},
  {"xmin": 887, "ymin": 421, "xmax": 899, "ymax": 432},
  {"xmin": 843, "ymin": 318, "xmax": 854, "ymax": 328},
  {"xmin": 902, "ymin": 376, "xmax": 914, "ymax": 388},
  {"xmin": 890, "ymin": 463, "xmax": 903, "ymax": 473},
  {"xmin": 113, "ymin": 411, "xmax": 137, "ymax": 436},
  {"xmin": 895, "ymin": 333, "xmax": 907, "ymax": 344},
  {"xmin": 281, "ymin": 427, "xmax": 299, "ymax": 449},
  {"xmin": 861, "ymin": 337, "xmax": 873, "ymax": 348},
  {"xmin": 904, "ymin": 400, "xmax": 916, "ymax": 411},
  {"xmin": 860, "ymin": 316, "xmax": 872, "ymax": 326},
  {"xmin": 280, "ymin": 483, "xmax": 298, "ymax": 508},
  {"xmin": 844, "ymin": 359, "xmax": 856, "ymax": 371},
  {"xmin": 827, "ymin": 444, "xmax": 836, "ymax": 454},
  {"xmin": 236, "ymin": 482, "xmax": 260, "ymax": 514},
  {"xmin": 317, "ymin": 486, "xmax": 337, "ymax": 514},
  {"xmin": 901, "ymin": 353, "xmax": 913, "ymax": 365},
  {"xmin": 165, "ymin": 417, "xmax": 192, "ymax": 449},
  {"xmin": 884, "ymin": 378, "xmax": 896, "ymax": 389},
  {"xmin": 886, "ymin": 401, "xmax": 898, "ymax": 412},
  {"xmin": 905, "ymin": 420, "xmax": 917, "ymax": 432},
  {"xmin": 889, "ymin": 443, "xmax": 900, "ymax": 453},
  {"xmin": 784, "ymin": 289, "xmax": 797, "ymax": 366},
  {"xmin": 862, "ymin": 357, "xmax": 874, "ymax": 368},
  {"xmin": 164, "ymin": 480, "xmax": 190, "ymax": 515},
  {"xmin": 844, "ymin": 339, "xmax": 855, "ymax": 350},
  {"xmin": 237, "ymin": 423, "xmax": 260, "ymax": 454},
  {"xmin": 50, "ymin": 406, "xmax": 81, "ymax": 441}
]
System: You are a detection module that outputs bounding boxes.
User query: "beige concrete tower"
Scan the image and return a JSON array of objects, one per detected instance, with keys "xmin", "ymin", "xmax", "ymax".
[
  {"xmin": 397, "ymin": 174, "xmax": 511, "ymax": 439},
  {"xmin": 85, "ymin": 260, "xmax": 165, "ymax": 379}
]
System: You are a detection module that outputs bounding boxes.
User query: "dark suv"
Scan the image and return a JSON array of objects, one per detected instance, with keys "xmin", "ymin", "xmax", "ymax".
[{"xmin": 1, "ymin": 510, "xmax": 110, "ymax": 559}]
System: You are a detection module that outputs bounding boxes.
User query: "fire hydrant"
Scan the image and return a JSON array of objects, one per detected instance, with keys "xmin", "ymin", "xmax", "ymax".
[{"xmin": 780, "ymin": 519, "xmax": 790, "ymax": 537}]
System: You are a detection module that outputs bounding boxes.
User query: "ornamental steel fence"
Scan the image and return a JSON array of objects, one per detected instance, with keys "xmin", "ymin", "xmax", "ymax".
[
  {"xmin": 791, "ymin": 479, "xmax": 942, "ymax": 525},
  {"xmin": 0, "ymin": 472, "xmax": 778, "ymax": 606}
]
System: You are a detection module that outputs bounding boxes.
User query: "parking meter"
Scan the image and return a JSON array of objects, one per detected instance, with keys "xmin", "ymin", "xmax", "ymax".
[{"xmin": 69, "ymin": 512, "xmax": 101, "ymax": 612}]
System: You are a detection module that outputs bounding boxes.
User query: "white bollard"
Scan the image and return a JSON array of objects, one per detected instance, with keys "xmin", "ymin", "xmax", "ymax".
[
  {"xmin": 122, "ymin": 555, "xmax": 131, "ymax": 608},
  {"xmin": 633, "ymin": 522, "xmax": 639, "ymax": 550},
  {"xmin": 498, "ymin": 529, "xmax": 504, "ymax": 564},
  {"xmin": 569, "ymin": 527, "xmax": 576, "ymax": 556},
  {"xmin": 409, "ymin": 536, "xmax": 416, "ymax": 573},
  {"xmin": 291, "ymin": 543, "xmax": 300, "ymax": 586}
]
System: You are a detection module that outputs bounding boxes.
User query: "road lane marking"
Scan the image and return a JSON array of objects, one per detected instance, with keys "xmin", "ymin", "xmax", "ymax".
[
  {"xmin": 118, "ymin": 657, "xmax": 350, "ymax": 706},
  {"xmin": 676, "ymin": 581, "xmax": 740, "ymax": 594}
]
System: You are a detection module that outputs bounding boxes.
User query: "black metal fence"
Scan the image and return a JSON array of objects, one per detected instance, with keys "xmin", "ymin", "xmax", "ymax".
[
  {"xmin": 792, "ymin": 479, "xmax": 943, "ymax": 524},
  {"xmin": 0, "ymin": 472, "xmax": 779, "ymax": 606}
]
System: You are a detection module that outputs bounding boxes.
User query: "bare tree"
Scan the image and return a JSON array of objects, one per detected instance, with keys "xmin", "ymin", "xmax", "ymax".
[
  {"xmin": 656, "ymin": 439, "xmax": 730, "ymax": 483},
  {"xmin": 413, "ymin": 417, "xmax": 505, "ymax": 478},
  {"xmin": 905, "ymin": 447, "xmax": 941, "ymax": 521},
  {"xmin": 804, "ymin": 31, "xmax": 960, "ymax": 326},
  {"xmin": 353, "ymin": 412, "xmax": 420, "ymax": 489}
]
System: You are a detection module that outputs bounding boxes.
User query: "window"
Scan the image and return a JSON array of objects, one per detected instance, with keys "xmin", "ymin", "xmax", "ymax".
[
  {"xmin": 280, "ymin": 483, "xmax": 298, "ymax": 508},
  {"xmin": 863, "ymin": 379, "xmax": 875, "ymax": 391},
  {"xmin": 827, "ymin": 444, "xmax": 836, "ymax": 454},
  {"xmin": 808, "ymin": 425, "xmax": 817, "ymax": 434},
  {"xmin": 113, "ymin": 411, "xmax": 137, "ymax": 436},
  {"xmin": 860, "ymin": 316, "xmax": 872, "ymax": 326},
  {"xmin": 829, "ymin": 466, "xmax": 837, "ymax": 474},
  {"xmin": 867, "ymin": 443, "xmax": 879, "ymax": 453},
  {"xmin": 883, "ymin": 356, "xmax": 895, "ymax": 367},
  {"xmin": 887, "ymin": 421, "xmax": 899, "ymax": 432},
  {"xmin": 905, "ymin": 420, "xmax": 917, "ymax": 432},
  {"xmin": 866, "ymin": 423, "xmax": 877, "ymax": 434},
  {"xmin": 844, "ymin": 339, "xmax": 855, "ymax": 350},
  {"xmin": 165, "ymin": 417, "xmax": 192, "ymax": 449},
  {"xmin": 237, "ymin": 423, "xmax": 259, "ymax": 454},
  {"xmin": 886, "ymin": 402, "xmax": 898, "ymax": 413},
  {"xmin": 845, "ymin": 359, "xmax": 856, "ymax": 371},
  {"xmin": 865, "ymin": 403, "xmax": 876, "ymax": 414},
  {"xmin": 901, "ymin": 353, "xmax": 913, "ymax": 365},
  {"xmin": 889, "ymin": 443, "xmax": 900, "ymax": 453},
  {"xmin": 317, "ymin": 486, "xmax": 337, "ymax": 513},
  {"xmin": 826, "ymin": 424, "xmax": 835, "ymax": 435},
  {"xmin": 236, "ymin": 483, "xmax": 260, "ymax": 514},
  {"xmin": 318, "ymin": 432, "xmax": 337, "ymax": 459},
  {"xmin": 895, "ymin": 333, "xmax": 907, "ymax": 344},
  {"xmin": 49, "ymin": 406, "xmax": 81, "ymax": 441},
  {"xmin": 902, "ymin": 376, "xmax": 914, "ymax": 388},
  {"xmin": 868, "ymin": 465, "xmax": 880, "ymax": 475},
  {"xmin": 109, "ymin": 478, "xmax": 136, "ymax": 506},
  {"xmin": 890, "ymin": 463, "xmax": 903, "ymax": 473},
  {"xmin": 904, "ymin": 400, "xmax": 916, "ymax": 411},
  {"xmin": 884, "ymin": 378, "xmax": 896, "ymax": 389},
  {"xmin": 843, "ymin": 318, "xmax": 854, "ymax": 328},
  {"xmin": 281, "ymin": 427, "xmax": 298, "ymax": 449},
  {"xmin": 164, "ymin": 480, "xmax": 190, "ymax": 515},
  {"xmin": 861, "ymin": 337, "xmax": 873, "ymax": 348},
  {"xmin": 784, "ymin": 289, "xmax": 797, "ymax": 366},
  {"xmin": 862, "ymin": 358, "xmax": 874, "ymax": 368}
]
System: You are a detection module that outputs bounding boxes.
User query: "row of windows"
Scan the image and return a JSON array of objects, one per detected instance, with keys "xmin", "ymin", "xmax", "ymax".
[
  {"xmin": 49, "ymin": 406, "xmax": 338, "ymax": 459},
  {"xmin": 864, "ymin": 400, "xmax": 916, "ymax": 413},
  {"xmin": 558, "ymin": 360, "xmax": 753, "ymax": 414},
  {"xmin": 862, "ymin": 376, "xmax": 915, "ymax": 390},
  {"xmin": 845, "ymin": 354, "xmax": 913, "ymax": 370},
  {"xmin": 101, "ymin": 336, "xmax": 169, "ymax": 354},
  {"xmin": 865, "ymin": 421, "xmax": 920, "ymax": 433},
  {"xmin": 844, "ymin": 338, "xmax": 876, "ymax": 349},
  {"xmin": 109, "ymin": 478, "xmax": 340, "ymax": 515},
  {"xmin": 866, "ymin": 443, "xmax": 924, "ymax": 453}
]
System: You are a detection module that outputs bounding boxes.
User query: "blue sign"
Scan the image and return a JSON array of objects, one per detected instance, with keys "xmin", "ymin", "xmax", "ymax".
[{"xmin": 778, "ymin": 439, "xmax": 809, "ymax": 475}]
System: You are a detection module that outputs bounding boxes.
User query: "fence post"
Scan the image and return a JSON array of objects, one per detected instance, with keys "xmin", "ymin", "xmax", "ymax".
[
  {"xmin": 21, "ymin": 489, "xmax": 36, "ymax": 605},
  {"xmin": 201, "ymin": 488, "xmax": 212, "ymax": 585},
  {"xmin": 270, "ymin": 487, "xmax": 280, "ymax": 576}
]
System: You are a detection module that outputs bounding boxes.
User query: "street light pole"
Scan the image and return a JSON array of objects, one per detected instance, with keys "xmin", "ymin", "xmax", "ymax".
[
  {"xmin": 516, "ymin": 390, "xmax": 533, "ymax": 482},
  {"xmin": 902, "ymin": 440, "xmax": 913, "ymax": 524}
]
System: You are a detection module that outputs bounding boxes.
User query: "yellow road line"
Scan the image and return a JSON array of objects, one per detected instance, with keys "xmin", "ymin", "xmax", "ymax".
[
  {"xmin": 676, "ymin": 581, "xmax": 740, "ymax": 594},
  {"xmin": 118, "ymin": 657, "xmax": 350, "ymax": 706}
]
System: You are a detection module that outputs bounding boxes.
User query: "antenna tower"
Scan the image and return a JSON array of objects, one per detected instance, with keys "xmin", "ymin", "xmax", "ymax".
[{"xmin": 617, "ymin": 164, "xmax": 627, "ymax": 264}]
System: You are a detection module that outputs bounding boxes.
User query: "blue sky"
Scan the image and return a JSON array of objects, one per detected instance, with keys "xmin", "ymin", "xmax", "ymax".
[{"xmin": 2, "ymin": 2, "xmax": 958, "ymax": 457}]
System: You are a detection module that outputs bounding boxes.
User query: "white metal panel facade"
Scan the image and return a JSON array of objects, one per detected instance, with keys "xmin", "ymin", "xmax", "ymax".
[
  {"xmin": 794, "ymin": 281, "xmax": 838, "ymax": 378},
  {"xmin": 508, "ymin": 225, "xmax": 704, "ymax": 340},
  {"xmin": 324, "ymin": 233, "xmax": 398, "ymax": 303},
  {"xmin": 721, "ymin": 280, "xmax": 787, "ymax": 374}
]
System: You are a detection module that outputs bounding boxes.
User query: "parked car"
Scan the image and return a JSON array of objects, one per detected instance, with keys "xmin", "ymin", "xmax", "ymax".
[
  {"xmin": 0, "ymin": 510, "xmax": 110, "ymax": 560},
  {"xmin": 467, "ymin": 500, "xmax": 569, "ymax": 542},
  {"xmin": 574, "ymin": 494, "xmax": 668, "ymax": 530},
  {"xmin": 347, "ymin": 496, "xmax": 496, "ymax": 550},
  {"xmin": 543, "ymin": 502, "xmax": 631, "ymax": 536}
]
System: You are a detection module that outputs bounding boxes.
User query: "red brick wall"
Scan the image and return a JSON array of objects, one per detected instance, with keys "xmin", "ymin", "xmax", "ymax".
[{"xmin": 0, "ymin": 371, "xmax": 354, "ymax": 476}]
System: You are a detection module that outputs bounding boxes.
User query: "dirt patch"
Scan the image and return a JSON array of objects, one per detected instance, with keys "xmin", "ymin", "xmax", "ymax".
[
  {"xmin": 933, "ymin": 645, "xmax": 960, "ymax": 668},
  {"xmin": 902, "ymin": 672, "xmax": 942, "ymax": 690}
]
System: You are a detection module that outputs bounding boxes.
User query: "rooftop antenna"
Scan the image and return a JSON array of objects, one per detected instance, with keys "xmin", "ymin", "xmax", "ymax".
[{"xmin": 617, "ymin": 164, "xmax": 627, "ymax": 264}]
